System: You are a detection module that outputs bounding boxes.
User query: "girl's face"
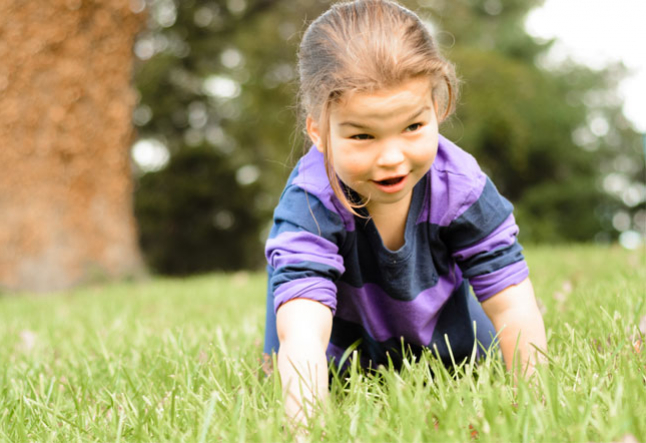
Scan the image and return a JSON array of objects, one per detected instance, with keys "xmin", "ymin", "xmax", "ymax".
[{"xmin": 307, "ymin": 76, "xmax": 439, "ymax": 214}]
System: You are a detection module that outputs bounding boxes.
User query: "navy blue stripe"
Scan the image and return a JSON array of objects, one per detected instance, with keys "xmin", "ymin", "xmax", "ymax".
[
  {"xmin": 459, "ymin": 241, "xmax": 525, "ymax": 278},
  {"xmin": 441, "ymin": 178, "xmax": 513, "ymax": 250},
  {"xmin": 339, "ymin": 225, "xmax": 441, "ymax": 300},
  {"xmin": 269, "ymin": 260, "xmax": 341, "ymax": 295},
  {"xmin": 339, "ymin": 219, "xmax": 450, "ymax": 300},
  {"xmin": 429, "ymin": 281, "xmax": 477, "ymax": 367},
  {"xmin": 465, "ymin": 292, "xmax": 497, "ymax": 354},
  {"xmin": 269, "ymin": 184, "xmax": 346, "ymax": 246},
  {"xmin": 264, "ymin": 267, "xmax": 280, "ymax": 354}
]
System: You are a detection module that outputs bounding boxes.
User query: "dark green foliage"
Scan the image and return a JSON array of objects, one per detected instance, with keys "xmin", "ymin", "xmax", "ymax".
[
  {"xmin": 441, "ymin": 48, "xmax": 608, "ymax": 241},
  {"xmin": 418, "ymin": 0, "xmax": 643, "ymax": 242},
  {"xmin": 133, "ymin": 0, "xmax": 329, "ymax": 274},
  {"xmin": 135, "ymin": 147, "xmax": 265, "ymax": 274}
]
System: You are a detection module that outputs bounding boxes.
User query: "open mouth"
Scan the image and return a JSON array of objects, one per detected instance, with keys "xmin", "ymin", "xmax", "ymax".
[{"xmin": 375, "ymin": 176, "xmax": 405, "ymax": 186}]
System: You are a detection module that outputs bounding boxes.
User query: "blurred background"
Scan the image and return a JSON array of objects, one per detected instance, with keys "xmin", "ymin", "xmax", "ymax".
[{"xmin": 0, "ymin": 0, "xmax": 644, "ymax": 292}]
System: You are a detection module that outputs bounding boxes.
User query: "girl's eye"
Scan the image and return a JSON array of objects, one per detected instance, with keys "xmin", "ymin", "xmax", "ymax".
[
  {"xmin": 405, "ymin": 123, "xmax": 422, "ymax": 132},
  {"xmin": 350, "ymin": 133, "xmax": 373, "ymax": 140}
]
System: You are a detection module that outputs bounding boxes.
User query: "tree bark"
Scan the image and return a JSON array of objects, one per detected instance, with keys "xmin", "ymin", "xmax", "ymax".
[{"xmin": 0, "ymin": 0, "xmax": 146, "ymax": 292}]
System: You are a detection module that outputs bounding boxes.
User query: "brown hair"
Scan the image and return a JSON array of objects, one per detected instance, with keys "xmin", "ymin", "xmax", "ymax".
[{"xmin": 298, "ymin": 0, "xmax": 459, "ymax": 214}]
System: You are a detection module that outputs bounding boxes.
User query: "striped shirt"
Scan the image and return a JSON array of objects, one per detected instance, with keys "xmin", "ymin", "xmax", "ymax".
[{"xmin": 265, "ymin": 135, "xmax": 528, "ymax": 368}]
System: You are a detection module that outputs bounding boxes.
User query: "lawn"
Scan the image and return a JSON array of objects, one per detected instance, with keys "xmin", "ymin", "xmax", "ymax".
[{"xmin": 0, "ymin": 244, "xmax": 644, "ymax": 442}]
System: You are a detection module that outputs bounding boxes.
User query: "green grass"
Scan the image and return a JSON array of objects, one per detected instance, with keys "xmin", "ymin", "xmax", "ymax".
[{"xmin": 0, "ymin": 244, "xmax": 644, "ymax": 442}]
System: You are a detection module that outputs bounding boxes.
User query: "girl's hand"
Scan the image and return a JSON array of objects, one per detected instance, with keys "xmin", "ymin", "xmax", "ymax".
[
  {"xmin": 481, "ymin": 277, "xmax": 547, "ymax": 379},
  {"xmin": 276, "ymin": 298, "xmax": 333, "ymax": 427}
]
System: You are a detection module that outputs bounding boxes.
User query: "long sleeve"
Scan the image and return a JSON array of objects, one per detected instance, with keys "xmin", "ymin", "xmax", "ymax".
[
  {"xmin": 442, "ymin": 175, "xmax": 528, "ymax": 302},
  {"xmin": 265, "ymin": 158, "xmax": 350, "ymax": 314}
]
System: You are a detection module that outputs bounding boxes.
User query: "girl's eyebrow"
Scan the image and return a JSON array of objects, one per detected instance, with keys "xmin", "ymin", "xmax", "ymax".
[{"xmin": 339, "ymin": 105, "xmax": 431, "ymax": 129}]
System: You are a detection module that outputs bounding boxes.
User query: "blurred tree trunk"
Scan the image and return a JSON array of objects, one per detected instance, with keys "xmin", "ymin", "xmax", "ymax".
[{"xmin": 0, "ymin": 0, "xmax": 146, "ymax": 292}]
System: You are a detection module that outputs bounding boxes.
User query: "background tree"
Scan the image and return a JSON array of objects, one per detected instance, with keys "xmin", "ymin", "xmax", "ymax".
[
  {"xmin": 0, "ymin": 0, "xmax": 146, "ymax": 292},
  {"xmin": 133, "ymin": 0, "xmax": 644, "ymax": 275},
  {"xmin": 133, "ymin": 0, "xmax": 328, "ymax": 274},
  {"xmin": 136, "ymin": 146, "xmax": 264, "ymax": 273},
  {"xmin": 419, "ymin": 0, "xmax": 643, "ymax": 242}
]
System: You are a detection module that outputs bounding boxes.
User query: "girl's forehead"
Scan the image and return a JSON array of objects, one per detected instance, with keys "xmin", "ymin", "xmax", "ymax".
[{"xmin": 331, "ymin": 77, "xmax": 433, "ymax": 121}]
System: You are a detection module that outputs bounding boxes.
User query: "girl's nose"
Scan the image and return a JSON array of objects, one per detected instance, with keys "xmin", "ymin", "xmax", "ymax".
[{"xmin": 376, "ymin": 142, "xmax": 405, "ymax": 167}]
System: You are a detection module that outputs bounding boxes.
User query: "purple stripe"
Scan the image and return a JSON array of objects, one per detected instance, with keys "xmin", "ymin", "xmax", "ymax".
[
  {"xmin": 450, "ymin": 174, "xmax": 486, "ymax": 222},
  {"xmin": 335, "ymin": 277, "xmax": 459, "ymax": 346},
  {"xmin": 274, "ymin": 277, "xmax": 338, "ymax": 314},
  {"xmin": 266, "ymin": 230, "xmax": 345, "ymax": 273},
  {"xmin": 452, "ymin": 214, "xmax": 519, "ymax": 261},
  {"xmin": 292, "ymin": 147, "xmax": 355, "ymax": 232},
  {"xmin": 424, "ymin": 171, "xmax": 486, "ymax": 227},
  {"xmin": 470, "ymin": 260, "xmax": 529, "ymax": 302},
  {"xmin": 416, "ymin": 136, "xmax": 487, "ymax": 227}
]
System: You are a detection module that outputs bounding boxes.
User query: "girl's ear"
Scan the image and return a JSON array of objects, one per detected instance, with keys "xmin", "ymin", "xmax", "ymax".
[{"xmin": 306, "ymin": 116, "xmax": 324, "ymax": 153}]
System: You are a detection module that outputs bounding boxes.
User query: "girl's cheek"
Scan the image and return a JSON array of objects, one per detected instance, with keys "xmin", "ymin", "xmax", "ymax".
[
  {"xmin": 342, "ymin": 159, "xmax": 366, "ymax": 177},
  {"xmin": 412, "ymin": 148, "xmax": 437, "ymax": 169},
  {"xmin": 339, "ymin": 148, "xmax": 367, "ymax": 168}
]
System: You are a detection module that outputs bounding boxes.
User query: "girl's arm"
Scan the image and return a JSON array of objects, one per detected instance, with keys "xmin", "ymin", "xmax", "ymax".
[
  {"xmin": 481, "ymin": 277, "xmax": 547, "ymax": 378},
  {"xmin": 276, "ymin": 298, "xmax": 333, "ymax": 425}
]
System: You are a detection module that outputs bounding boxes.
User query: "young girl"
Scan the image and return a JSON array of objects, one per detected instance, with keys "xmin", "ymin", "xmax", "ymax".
[{"xmin": 263, "ymin": 0, "xmax": 547, "ymax": 423}]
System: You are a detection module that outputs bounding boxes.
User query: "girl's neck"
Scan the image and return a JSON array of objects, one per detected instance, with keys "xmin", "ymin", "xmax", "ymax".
[{"xmin": 367, "ymin": 193, "xmax": 413, "ymax": 251}]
